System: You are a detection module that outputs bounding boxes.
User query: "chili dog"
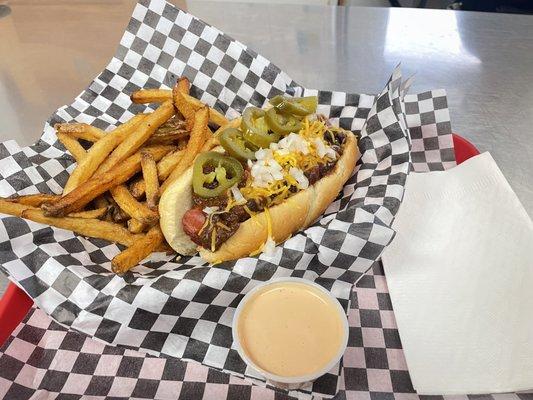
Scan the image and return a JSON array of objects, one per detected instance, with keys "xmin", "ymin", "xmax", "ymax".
[{"xmin": 159, "ymin": 95, "xmax": 358, "ymax": 263}]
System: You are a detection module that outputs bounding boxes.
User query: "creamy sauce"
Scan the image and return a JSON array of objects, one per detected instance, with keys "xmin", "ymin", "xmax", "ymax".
[{"xmin": 237, "ymin": 282, "xmax": 345, "ymax": 377}]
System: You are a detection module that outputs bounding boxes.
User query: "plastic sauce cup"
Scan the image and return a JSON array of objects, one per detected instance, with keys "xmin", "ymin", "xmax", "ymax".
[{"xmin": 232, "ymin": 277, "xmax": 349, "ymax": 390}]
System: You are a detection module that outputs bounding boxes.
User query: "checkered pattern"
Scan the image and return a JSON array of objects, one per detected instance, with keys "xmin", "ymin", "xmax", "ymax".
[
  {"xmin": 0, "ymin": 0, "xmax": 453, "ymax": 398},
  {"xmin": 1, "ymin": 280, "xmax": 529, "ymax": 400},
  {"xmin": 405, "ymin": 90, "xmax": 456, "ymax": 172},
  {"xmin": 0, "ymin": 306, "xmax": 288, "ymax": 400}
]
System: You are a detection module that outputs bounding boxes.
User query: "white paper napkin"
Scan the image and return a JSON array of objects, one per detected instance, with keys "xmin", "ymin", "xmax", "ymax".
[{"xmin": 382, "ymin": 152, "xmax": 533, "ymax": 395}]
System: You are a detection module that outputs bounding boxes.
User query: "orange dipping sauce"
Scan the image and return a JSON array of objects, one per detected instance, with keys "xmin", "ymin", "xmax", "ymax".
[{"xmin": 236, "ymin": 281, "xmax": 346, "ymax": 378}]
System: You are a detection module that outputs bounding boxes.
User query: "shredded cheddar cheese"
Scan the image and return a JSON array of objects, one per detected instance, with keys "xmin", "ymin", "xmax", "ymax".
[
  {"xmin": 243, "ymin": 204, "xmax": 255, "ymax": 217},
  {"xmin": 240, "ymin": 117, "xmax": 345, "ymax": 208},
  {"xmin": 249, "ymin": 206, "xmax": 274, "ymax": 257},
  {"xmin": 198, "ymin": 217, "xmax": 210, "ymax": 236},
  {"xmin": 216, "ymin": 221, "xmax": 231, "ymax": 231},
  {"xmin": 211, "ymin": 228, "xmax": 217, "ymax": 252}
]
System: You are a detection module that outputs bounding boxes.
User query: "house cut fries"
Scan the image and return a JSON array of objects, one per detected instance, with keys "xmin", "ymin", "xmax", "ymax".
[
  {"xmin": 68, "ymin": 207, "xmax": 108, "ymax": 219},
  {"xmin": 130, "ymin": 89, "xmax": 171, "ymax": 104},
  {"xmin": 173, "ymin": 82, "xmax": 197, "ymax": 131},
  {"xmin": 184, "ymin": 94, "xmax": 229, "ymax": 128},
  {"xmin": 177, "ymin": 77, "xmax": 190, "ymax": 95},
  {"xmin": 55, "ymin": 123, "xmax": 106, "ymax": 142},
  {"xmin": 109, "ymin": 196, "xmax": 130, "ymax": 223},
  {"xmin": 96, "ymin": 101, "xmax": 174, "ymax": 175},
  {"xmin": 200, "ymin": 131, "xmax": 220, "ymax": 153},
  {"xmin": 7, "ymin": 193, "xmax": 60, "ymax": 207},
  {"xmin": 42, "ymin": 145, "xmax": 174, "ymax": 217},
  {"xmin": 110, "ymin": 185, "xmax": 159, "ymax": 225},
  {"xmin": 161, "ymin": 107, "xmax": 209, "ymax": 193},
  {"xmin": 131, "ymin": 88, "xmax": 228, "ymax": 128},
  {"xmin": 111, "ymin": 225, "xmax": 164, "ymax": 274},
  {"xmin": 127, "ymin": 218, "xmax": 148, "ymax": 234},
  {"xmin": 94, "ymin": 195, "xmax": 110, "ymax": 210},
  {"xmin": 64, "ymin": 114, "xmax": 146, "ymax": 194},
  {"xmin": 57, "ymin": 132, "xmax": 87, "ymax": 162},
  {"xmin": 129, "ymin": 179, "xmax": 146, "ymax": 199},
  {"xmin": 129, "ymin": 149, "xmax": 185, "ymax": 198},
  {"xmin": 141, "ymin": 152, "xmax": 160, "ymax": 211},
  {"xmin": 1, "ymin": 77, "xmax": 234, "ymax": 273},
  {"xmin": 0, "ymin": 199, "xmax": 34, "ymax": 217},
  {"xmin": 156, "ymin": 149, "xmax": 186, "ymax": 181},
  {"xmin": 21, "ymin": 209, "xmax": 140, "ymax": 247},
  {"xmin": 145, "ymin": 116, "xmax": 188, "ymax": 145}
]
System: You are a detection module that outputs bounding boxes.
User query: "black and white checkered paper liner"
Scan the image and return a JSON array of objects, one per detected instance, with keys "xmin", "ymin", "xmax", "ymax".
[{"xmin": 0, "ymin": 0, "xmax": 454, "ymax": 397}]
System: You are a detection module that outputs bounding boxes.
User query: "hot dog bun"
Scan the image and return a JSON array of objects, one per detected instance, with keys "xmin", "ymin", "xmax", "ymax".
[
  {"xmin": 158, "ymin": 168, "xmax": 197, "ymax": 256},
  {"xmin": 159, "ymin": 131, "xmax": 358, "ymax": 262}
]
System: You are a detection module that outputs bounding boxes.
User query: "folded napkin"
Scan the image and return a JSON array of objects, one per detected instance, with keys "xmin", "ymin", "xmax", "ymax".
[{"xmin": 382, "ymin": 152, "xmax": 533, "ymax": 395}]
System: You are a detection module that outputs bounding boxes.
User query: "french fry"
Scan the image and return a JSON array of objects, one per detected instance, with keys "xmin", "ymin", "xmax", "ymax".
[
  {"xmin": 110, "ymin": 185, "xmax": 159, "ymax": 225},
  {"xmin": 131, "ymin": 89, "xmax": 171, "ymax": 104},
  {"xmin": 55, "ymin": 123, "xmax": 106, "ymax": 142},
  {"xmin": 64, "ymin": 114, "xmax": 146, "ymax": 194},
  {"xmin": 197, "ymin": 119, "xmax": 232, "ymax": 152},
  {"xmin": 131, "ymin": 88, "xmax": 227, "ymax": 127},
  {"xmin": 94, "ymin": 195, "xmax": 109, "ymax": 209},
  {"xmin": 111, "ymin": 225, "xmax": 164, "ymax": 274},
  {"xmin": 157, "ymin": 149, "xmax": 186, "ymax": 180},
  {"xmin": 6, "ymin": 193, "xmax": 60, "ymax": 207},
  {"xmin": 0, "ymin": 199, "xmax": 34, "ymax": 217},
  {"xmin": 96, "ymin": 101, "xmax": 174, "ymax": 175},
  {"xmin": 200, "ymin": 130, "xmax": 220, "ymax": 152},
  {"xmin": 177, "ymin": 77, "xmax": 190, "ymax": 95},
  {"xmin": 141, "ymin": 152, "xmax": 159, "ymax": 210},
  {"xmin": 146, "ymin": 116, "xmax": 188, "ymax": 145},
  {"xmin": 184, "ymin": 95, "xmax": 229, "ymax": 128},
  {"xmin": 107, "ymin": 196, "xmax": 130, "ymax": 223},
  {"xmin": 177, "ymin": 137, "xmax": 189, "ymax": 150},
  {"xmin": 68, "ymin": 207, "xmax": 108, "ymax": 219},
  {"xmin": 146, "ymin": 132, "xmax": 188, "ymax": 145},
  {"xmin": 161, "ymin": 107, "xmax": 209, "ymax": 193},
  {"xmin": 173, "ymin": 82, "xmax": 196, "ymax": 131},
  {"xmin": 42, "ymin": 145, "xmax": 175, "ymax": 217},
  {"xmin": 213, "ymin": 118, "xmax": 239, "ymax": 137},
  {"xmin": 57, "ymin": 133, "xmax": 87, "ymax": 162},
  {"xmin": 21, "ymin": 209, "xmax": 140, "ymax": 247},
  {"xmin": 127, "ymin": 218, "xmax": 148, "ymax": 234},
  {"xmin": 129, "ymin": 149, "xmax": 185, "ymax": 198},
  {"xmin": 129, "ymin": 178, "xmax": 146, "ymax": 199}
]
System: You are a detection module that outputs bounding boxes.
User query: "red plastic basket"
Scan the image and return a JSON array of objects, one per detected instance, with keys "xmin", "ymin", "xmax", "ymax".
[{"xmin": 0, "ymin": 134, "xmax": 480, "ymax": 347}]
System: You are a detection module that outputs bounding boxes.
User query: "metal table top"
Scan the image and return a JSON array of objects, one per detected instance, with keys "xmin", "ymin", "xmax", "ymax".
[{"xmin": 1, "ymin": 0, "xmax": 531, "ymax": 214}]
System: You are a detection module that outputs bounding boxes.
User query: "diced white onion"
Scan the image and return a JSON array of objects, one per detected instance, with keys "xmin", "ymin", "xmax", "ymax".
[
  {"xmin": 289, "ymin": 167, "xmax": 309, "ymax": 189},
  {"xmin": 278, "ymin": 133, "xmax": 309, "ymax": 155},
  {"xmin": 269, "ymin": 160, "xmax": 284, "ymax": 180},
  {"xmin": 255, "ymin": 148, "xmax": 273, "ymax": 161},
  {"xmin": 203, "ymin": 206, "xmax": 220, "ymax": 215},
  {"xmin": 250, "ymin": 149, "xmax": 285, "ymax": 188},
  {"xmin": 313, "ymin": 137, "xmax": 327, "ymax": 158},
  {"xmin": 313, "ymin": 137, "xmax": 337, "ymax": 160},
  {"xmin": 326, "ymin": 147, "xmax": 337, "ymax": 159},
  {"xmin": 248, "ymin": 130, "xmax": 335, "ymax": 190},
  {"xmin": 262, "ymin": 237, "xmax": 277, "ymax": 257},
  {"xmin": 230, "ymin": 185, "xmax": 246, "ymax": 205}
]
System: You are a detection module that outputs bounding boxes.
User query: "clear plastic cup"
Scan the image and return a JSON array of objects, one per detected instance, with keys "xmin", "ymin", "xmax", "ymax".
[{"xmin": 232, "ymin": 277, "xmax": 349, "ymax": 390}]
